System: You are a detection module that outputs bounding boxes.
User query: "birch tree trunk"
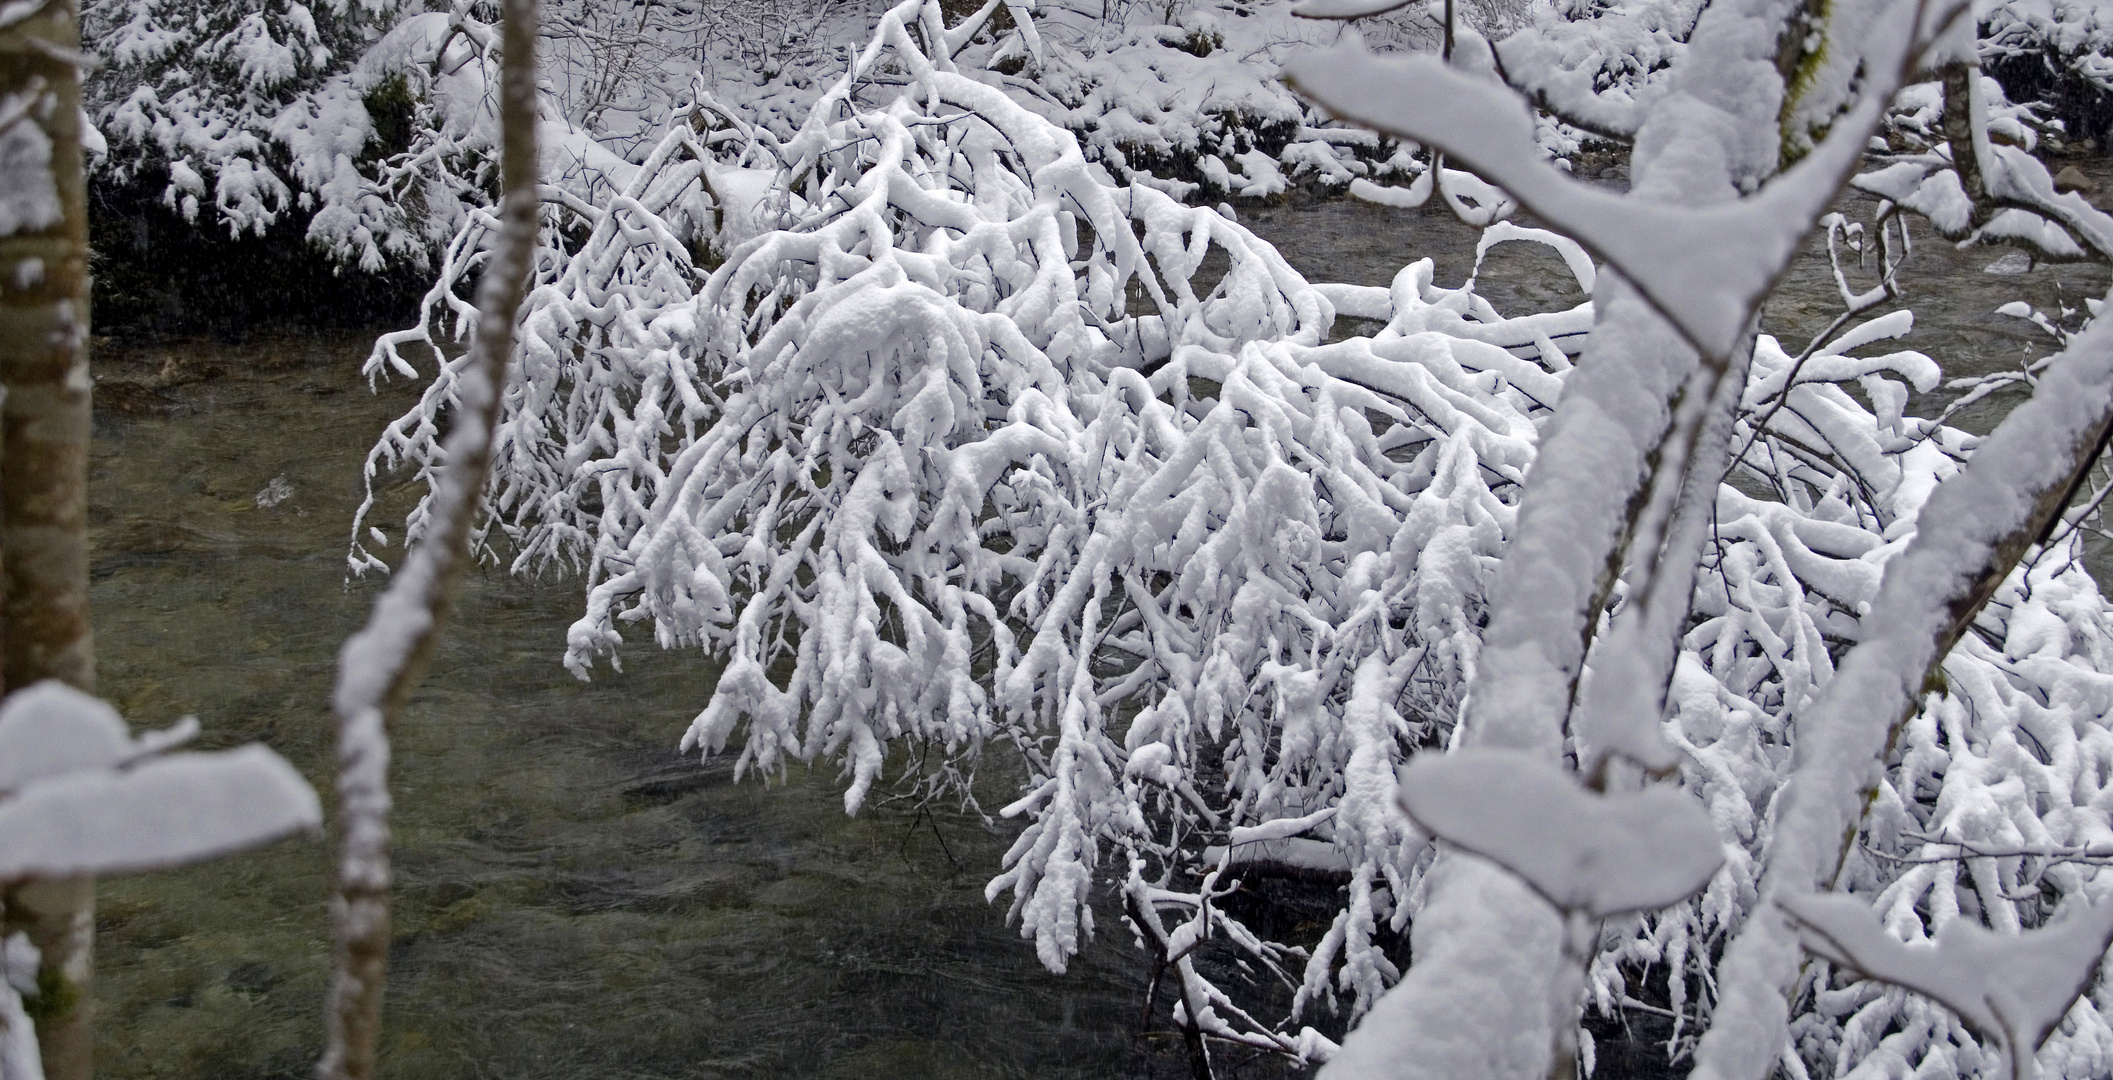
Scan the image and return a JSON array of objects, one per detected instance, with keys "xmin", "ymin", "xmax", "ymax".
[
  {"xmin": 0, "ymin": 0, "xmax": 96, "ymax": 1076},
  {"xmin": 316, "ymin": 1, "xmax": 540, "ymax": 1076}
]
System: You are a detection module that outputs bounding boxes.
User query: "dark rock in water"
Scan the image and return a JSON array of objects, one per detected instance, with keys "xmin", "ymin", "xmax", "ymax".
[
  {"xmin": 615, "ymin": 759, "xmax": 734, "ymax": 802},
  {"xmin": 224, "ymin": 959, "xmax": 280, "ymax": 995},
  {"xmin": 2055, "ymin": 165, "xmax": 2099, "ymax": 195},
  {"xmin": 94, "ymin": 379, "xmax": 182, "ymax": 415}
]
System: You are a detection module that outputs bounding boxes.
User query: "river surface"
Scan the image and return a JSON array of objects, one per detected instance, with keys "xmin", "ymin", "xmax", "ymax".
[
  {"xmin": 82, "ymin": 159, "xmax": 2113, "ymax": 1080},
  {"xmin": 87, "ymin": 336, "xmax": 1185, "ymax": 1080},
  {"xmin": 1244, "ymin": 157, "xmax": 2113, "ymax": 436}
]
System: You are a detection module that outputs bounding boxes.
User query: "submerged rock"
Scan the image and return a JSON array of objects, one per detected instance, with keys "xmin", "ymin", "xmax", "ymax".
[
  {"xmin": 2055, "ymin": 164, "xmax": 2099, "ymax": 194},
  {"xmin": 1984, "ymin": 250, "xmax": 2035, "ymax": 275},
  {"xmin": 93, "ymin": 379, "xmax": 182, "ymax": 415}
]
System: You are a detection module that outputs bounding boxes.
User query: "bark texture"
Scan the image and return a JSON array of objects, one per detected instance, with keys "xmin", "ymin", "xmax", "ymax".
[{"xmin": 0, "ymin": 1, "xmax": 96, "ymax": 1076}]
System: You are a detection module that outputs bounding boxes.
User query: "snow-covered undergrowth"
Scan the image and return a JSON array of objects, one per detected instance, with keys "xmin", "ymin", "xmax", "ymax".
[
  {"xmin": 74, "ymin": 0, "xmax": 2113, "ymax": 296},
  {"xmin": 1982, "ymin": 0, "xmax": 2113, "ymax": 141},
  {"xmin": 1644, "ymin": 333, "xmax": 2113, "ymax": 1077},
  {"xmin": 79, "ymin": 0, "xmax": 1581, "ymax": 276},
  {"xmin": 82, "ymin": 0, "xmax": 414, "ymax": 258},
  {"xmin": 1878, "ymin": 74, "xmax": 2052, "ymax": 155},
  {"xmin": 345, "ymin": 0, "xmax": 2113, "ymax": 1073}
]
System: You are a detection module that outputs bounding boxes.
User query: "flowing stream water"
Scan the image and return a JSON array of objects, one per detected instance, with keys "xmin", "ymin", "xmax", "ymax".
[
  {"xmin": 81, "ymin": 158, "xmax": 2113, "ymax": 1080},
  {"xmin": 87, "ymin": 335, "xmax": 1169, "ymax": 1079}
]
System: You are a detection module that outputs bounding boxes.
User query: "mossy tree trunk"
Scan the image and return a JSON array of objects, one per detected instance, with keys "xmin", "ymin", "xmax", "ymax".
[{"xmin": 0, "ymin": 1, "xmax": 97, "ymax": 1079}]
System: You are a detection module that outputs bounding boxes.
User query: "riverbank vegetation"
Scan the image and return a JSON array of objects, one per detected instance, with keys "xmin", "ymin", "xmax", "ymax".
[{"xmin": 10, "ymin": 0, "xmax": 2113, "ymax": 1078}]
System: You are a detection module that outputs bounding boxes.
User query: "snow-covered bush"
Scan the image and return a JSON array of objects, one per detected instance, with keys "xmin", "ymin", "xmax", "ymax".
[
  {"xmin": 353, "ymin": 0, "xmax": 1589, "ymax": 1057},
  {"xmin": 84, "ymin": 0, "xmax": 411, "ymax": 241},
  {"xmin": 1282, "ymin": 0, "xmax": 2113, "ymax": 1077},
  {"xmin": 1981, "ymin": 0, "xmax": 2113, "ymax": 143},
  {"xmin": 346, "ymin": 0, "xmax": 2113, "ymax": 1076},
  {"xmin": 77, "ymin": 0, "xmax": 1484, "ymax": 279},
  {"xmin": 1880, "ymin": 76, "xmax": 2048, "ymax": 152}
]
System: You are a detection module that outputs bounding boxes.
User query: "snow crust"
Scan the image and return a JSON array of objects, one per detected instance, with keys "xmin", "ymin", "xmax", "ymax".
[
  {"xmin": 0, "ymin": 682, "xmax": 134, "ymax": 793},
  {"xmin": 0, "ymin": 745, "xmax": 321, "ymax": 879},
  {"xmin": 0, "ymin": 681, "xmax": 319, "ymax": 882}
]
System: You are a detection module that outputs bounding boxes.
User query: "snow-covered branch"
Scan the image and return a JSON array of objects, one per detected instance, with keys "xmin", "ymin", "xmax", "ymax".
[
  {"xmin": 0, "ymin": 682, "xmax": 320, "ymax": 1080},
  {"xmin": 317, "ymin": 1, "xmax": 540, "ymax": 1078},
  {"xmin": 343, "ymin": 1, "xmax": 2113, "ymax": 1075},
  {"xmin": 1283, "ymin": 0, "xmax": 1950, "ymax": 360},
  {"xmin": 1692, "ymin": 283, "xmax": 2113, "ymax": 1080}
]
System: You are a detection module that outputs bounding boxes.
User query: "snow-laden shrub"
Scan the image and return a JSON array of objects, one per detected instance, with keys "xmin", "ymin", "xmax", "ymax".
[
  {"xmin": 1593, "ymin": 319, "xmax": 2113, "ymax": 1076},
  {"xmin": 84, "ymin": 0, "xmax": 411, "ymax": 239},
  {"xmin": 1881, "ymin": 76, "xmax": 2053, "ymax": 153},
  {"xmin": 1003, "ymin": 2, "xmax": 1368, "ymax": 197},
  {"xmin": 355, "ymin": 0, "xmax": 1581, "ymax": 1055},
  {"xmin": 75, "ymin": 0, "xmax": 1635, "ymax": 280},
  {"xmin": 82, "ymin": 0, "xmax": 575, "ymax": 273},
  {"xmin": 1982, "ymin": 0, "xmax": 2113, "ymax": 140},
  {"xmin": 1280, "ymin": 0, "xmax": 2113, "ymax": 1075},
  {"xmin": 354, "ymin": 1, "xmax": 2113, "ymax": 1074},
  {"xmin": 80, "ymin": 0, "xmax": 875, "ymax": 272}
]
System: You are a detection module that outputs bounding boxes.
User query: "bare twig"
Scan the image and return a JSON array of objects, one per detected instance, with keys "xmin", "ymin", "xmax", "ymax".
[
  {"xmin": 1724, "ymin": 214, "xmax": 1907, "ymax": 484},
  {"xmin": 315, "ymin": 1, "xmax": 541, "ymax": 1077}
]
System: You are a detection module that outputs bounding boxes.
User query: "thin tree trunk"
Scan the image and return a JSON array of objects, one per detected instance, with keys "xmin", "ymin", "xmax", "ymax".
[
  {"xmin": 1940, "ymin": 59, "xmax": 1988, "ymax": 208},
  {"xmin": 0, "ymin": 0, "xmax": 96, "ymax": 1075},
  {"xmin": 315, "ymin": 1, "xmax": 540, "ymax": 1077}
]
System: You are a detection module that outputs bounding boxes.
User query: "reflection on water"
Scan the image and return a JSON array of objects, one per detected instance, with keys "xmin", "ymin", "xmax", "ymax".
[{"xmin": 84, "ymin": 164, "xmax": 2113, "ymax": 1079}]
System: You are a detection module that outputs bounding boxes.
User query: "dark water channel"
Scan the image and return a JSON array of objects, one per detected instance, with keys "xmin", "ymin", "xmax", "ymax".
[{"xmin": 82, "ymin": 160, "xmax": 2113, "ymax": 1080}]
